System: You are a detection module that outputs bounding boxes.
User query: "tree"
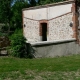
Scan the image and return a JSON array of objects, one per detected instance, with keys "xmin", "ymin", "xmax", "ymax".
[
  {"xmin": 0, "ymin": 0, "xmax": 29, "ymax": 34},
  {"xmin": 77, "ymin": 0, "xmax": 80, "ymax": 6},
  {"xmin": 28, "ymin": 0, "xmax": 36, "ymax": 6},
  {"xmin": 37, "ymin": 0, "xmax": 65, "ymax": 5},
  {"xmin": 11, "ymin": 0, "xmax": 29, "ymax": 30},
  {"xmin": 0, "ymin": 0, "xmax": 12, "ymax": 33},
  {"xmin": 0, "ymin": 0, "xmax": 10, "ymax": 23}
]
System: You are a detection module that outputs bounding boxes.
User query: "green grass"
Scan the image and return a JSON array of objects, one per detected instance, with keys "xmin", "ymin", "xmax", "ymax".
[{"xmin": 0, "ymin": 55, "xmax": 80, "ymax": 79}]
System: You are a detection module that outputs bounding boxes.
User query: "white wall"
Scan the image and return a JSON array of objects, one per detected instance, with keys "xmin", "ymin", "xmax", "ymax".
[
  {"xmin": 23, "ymin": 4, "xmax": 72, "ymax": 20},
  {"xmin": 23, "ymin": 8, "xmax": 47, "ymax": 20},
  {"xmin": 48, "ymin": 4, "xmax": 72, "ymax": 19}
]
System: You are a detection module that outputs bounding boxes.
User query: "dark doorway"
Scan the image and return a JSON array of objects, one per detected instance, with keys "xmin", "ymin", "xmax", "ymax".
[{"xmin": 41, "ymin": 23, "xmax": 47, "ymax": 41}]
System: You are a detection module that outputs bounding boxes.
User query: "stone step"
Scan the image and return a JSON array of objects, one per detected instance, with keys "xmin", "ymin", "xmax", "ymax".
[
  {"xmin": 0, "ymin": 50, "xmax": 8, "ymax": 55},
  {"xmin": 0, "ymin": 47, "xmax": 8, "ymax": 56}
]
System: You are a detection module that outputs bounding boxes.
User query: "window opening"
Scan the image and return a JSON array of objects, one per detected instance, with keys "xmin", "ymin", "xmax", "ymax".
[{"xmin": 41, "ymin": 23, "xmax": 47, "ymax": 41}]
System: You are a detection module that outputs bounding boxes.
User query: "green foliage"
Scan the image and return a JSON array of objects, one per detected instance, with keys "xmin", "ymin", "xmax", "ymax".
[
  {"xmin": 28, "ymin": 0, "xmax": 37, "ymax": 6},
  {"xmin": 26, "ymin": 43, "xmax": 35, "ymax": 58},
  {"xmin": 37, "ymin": 0, "xmax": 66, "ymax": 5},
  {"xmin": 0, "ymin": 0, "xmax": 12, "ymax": 34},
  {"xmin": 11, "ymin": 1, "xmax": 29, "ymax": 30},
  {"xmin": 8, "ymin": 29, "xmax": 35, "ymax": 58},
  {"xmin": 0, "ymin": 0, "xmax": 29, "ymax": 33},
  {"xmin": 0, "ymin": 0, "xmax": 11, "ymax": 23},
  {"xmin": 77, "ymin": 0, "xmax": 80, "ymax": 6},
  {"xmin": 77, "ymin": 0, "xmax": 80, "ymax": 2},
  {"xmin": 0, "ymin": 32, "xmax": 8, "ymax": 37},
  {"xmin": 9, "ymin": 29, "xmax": 27, "ymax": 58}
]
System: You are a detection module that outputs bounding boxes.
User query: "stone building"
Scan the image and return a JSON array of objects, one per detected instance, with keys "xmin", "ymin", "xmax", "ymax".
[{"xmin": 22, "ymin": 0, "xmax": 80, "ymax": 58}]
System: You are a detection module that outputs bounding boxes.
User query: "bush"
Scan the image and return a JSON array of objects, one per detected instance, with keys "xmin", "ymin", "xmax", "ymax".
[{"xmin": 9, "ymin": 29, "xmax": 27, "ymax": 58}]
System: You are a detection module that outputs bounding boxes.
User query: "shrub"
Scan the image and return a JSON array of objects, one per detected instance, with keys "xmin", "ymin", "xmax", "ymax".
[{"xmin": 9, "ymin": 29, "xmax": 27, "ymax": 58}]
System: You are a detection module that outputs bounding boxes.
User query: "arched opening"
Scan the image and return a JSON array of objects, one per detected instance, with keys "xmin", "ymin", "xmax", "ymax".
[{"xmin": 41, "ymin": 23, "xmax": 47, "ymax": 41}]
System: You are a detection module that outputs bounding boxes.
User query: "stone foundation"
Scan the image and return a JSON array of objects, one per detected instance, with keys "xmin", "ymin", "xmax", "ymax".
[{"xmin": 32, "ymin": 40, "xmax": 80, "ymax": 58}]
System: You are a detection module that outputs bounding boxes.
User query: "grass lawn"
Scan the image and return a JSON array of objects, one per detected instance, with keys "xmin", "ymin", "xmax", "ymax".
[{"xmin": 0, "ymin": 55, "xmax": 80, "ymax": 80}]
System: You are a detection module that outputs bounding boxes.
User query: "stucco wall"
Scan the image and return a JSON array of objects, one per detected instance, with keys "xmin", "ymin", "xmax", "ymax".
[
  {"xmin": 23, "ymin": 8, "xmax": 47, "ymax": 20},
  {"xmin": 48, "ymin": 4, "xmax": 72, "ymax": 19},
  {"xmin": 23, "ymin": 4, "xmax": 72, "ymax": 20},
  {"xmin": 23, "ymin": 18, "xmax": 40, "ymax": 43},
  {"xmin": 48, "ymin": 13, "xmax": 73, "ymax": 41}
]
